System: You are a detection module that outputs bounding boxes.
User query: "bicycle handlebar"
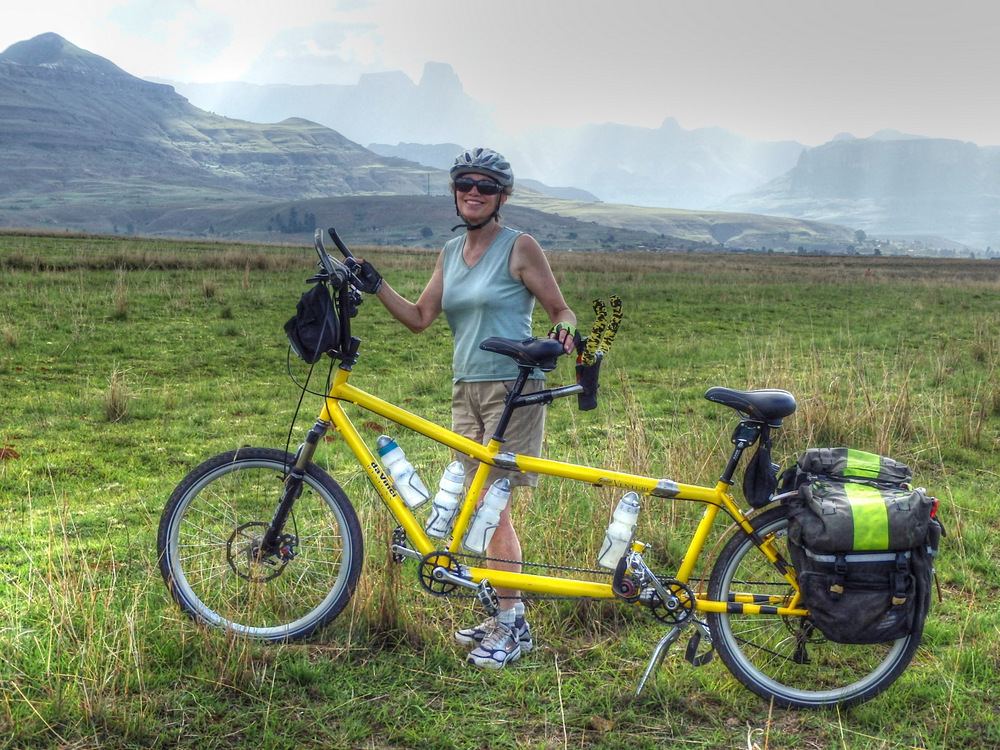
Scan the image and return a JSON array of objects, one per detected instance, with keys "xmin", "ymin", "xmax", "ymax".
[
  {"xmin": 326, "ymin": 226, "xmax": 355, "ymax": 260},
  {"xmin": 312, "ymin": 229, "xmax": 351, "ymax": 288}
]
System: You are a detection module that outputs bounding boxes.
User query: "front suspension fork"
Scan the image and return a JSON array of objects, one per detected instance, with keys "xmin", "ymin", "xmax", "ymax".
[{"xmin": 260, "ymin": 419, "xmax": 330, "ymax": 552}]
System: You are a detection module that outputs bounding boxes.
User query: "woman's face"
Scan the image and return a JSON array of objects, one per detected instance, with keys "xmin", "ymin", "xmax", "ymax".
[{"xmin": 454, "ymin": 172, "xmax": 507, "ymax": 223}]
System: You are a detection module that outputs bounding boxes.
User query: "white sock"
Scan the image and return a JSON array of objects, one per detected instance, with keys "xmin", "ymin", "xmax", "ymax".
[
  {"xmin": 497, "ymin": 607, "xmax": 516, "ymax": 627},
  {"xmin": 514, "ymin": 601, "xmax": 526, "ymax": 619}
]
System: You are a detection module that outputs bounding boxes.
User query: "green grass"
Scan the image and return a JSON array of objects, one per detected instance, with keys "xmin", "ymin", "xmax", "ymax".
[{"xmin": 1, "ymin": 235, "xmax": 998, "ymax": 748}]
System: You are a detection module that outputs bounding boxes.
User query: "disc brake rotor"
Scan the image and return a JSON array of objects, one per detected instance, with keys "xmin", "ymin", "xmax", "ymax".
[{"xmin": 226, "ymin": 521, "xmax": 296, "ymax": 582}]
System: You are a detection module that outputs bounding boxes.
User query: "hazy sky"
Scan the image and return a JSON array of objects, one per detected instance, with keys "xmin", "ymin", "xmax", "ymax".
[{"xmin": 5, "ymin": 0, "xmax": 999, "ymax": 147}]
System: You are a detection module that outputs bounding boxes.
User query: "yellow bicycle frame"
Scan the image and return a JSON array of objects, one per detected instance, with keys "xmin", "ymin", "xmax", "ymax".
[{"xmin": 315, "ymin": 367, "xmax": 806, "ymax": 618}]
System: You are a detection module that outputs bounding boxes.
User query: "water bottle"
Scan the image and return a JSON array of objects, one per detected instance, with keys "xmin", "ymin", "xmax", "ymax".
[
  {"xmin": 597, "ymin": 491, "xmax": 641, "ymax": 569},
  {"xmin": 376, "ymin": 435, "xmax": 430, "ymax": 509},
  {"xmin": 462, "ymin": 477, "xmax": 511, "ymax": 554},
  {"xmin": 425, "ymin": 461, "xmax": 466, "ymax": 539}
]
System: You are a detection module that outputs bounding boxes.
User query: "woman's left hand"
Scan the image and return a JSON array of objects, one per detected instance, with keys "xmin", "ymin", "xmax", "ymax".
[{"xmin": 548, "ymin": 322, "xmax": 580, "ymax": 355}]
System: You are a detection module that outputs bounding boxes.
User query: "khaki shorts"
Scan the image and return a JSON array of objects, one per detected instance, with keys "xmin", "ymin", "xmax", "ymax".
[{"xmin": 451, "ymin": 379, "xmax": 546, "ymax": 487}]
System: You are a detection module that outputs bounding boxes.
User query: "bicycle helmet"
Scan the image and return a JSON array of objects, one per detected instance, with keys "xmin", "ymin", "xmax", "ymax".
[{"xmin": 450, "ymin": 147, "xmax": 514, "ymax": 191}]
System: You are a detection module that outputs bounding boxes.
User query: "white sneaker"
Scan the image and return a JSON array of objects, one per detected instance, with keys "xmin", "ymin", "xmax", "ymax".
[
  {"xmin": 466, "ymin": 622, "xmax": 522, "ymax": 670},
  {"xmin": 455, "ymin": 616, "xmax": 534, "ymax": 652}
]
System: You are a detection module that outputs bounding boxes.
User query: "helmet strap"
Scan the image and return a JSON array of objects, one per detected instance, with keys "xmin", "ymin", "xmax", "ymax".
[{"xmin": 451, "ymin": 195, "xmax": 502, "ymax": 232}]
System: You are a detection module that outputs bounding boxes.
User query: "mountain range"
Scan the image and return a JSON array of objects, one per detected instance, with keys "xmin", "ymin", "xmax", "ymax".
[
  {"xmin": 165, "ymin": 61, "xmax": 1000, "ymax": 251},
  {"xmin": 1, "ymin": 33, "xmax": 995, "ymax": 252}
]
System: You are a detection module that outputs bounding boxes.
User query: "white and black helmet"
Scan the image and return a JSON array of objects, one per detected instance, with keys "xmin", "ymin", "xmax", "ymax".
[{"xmin": 450, "ymin": 147, "xmax": 514, "ymax": 191}]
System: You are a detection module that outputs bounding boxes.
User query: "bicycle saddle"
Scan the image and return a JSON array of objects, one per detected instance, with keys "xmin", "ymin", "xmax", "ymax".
[
  {"xmin": 704, "ymin": 387, "xmax": 797, "ymax": 427},
  {"xmin": 479, "ymin": 336, "xmax": 564, "ymax": 372}
]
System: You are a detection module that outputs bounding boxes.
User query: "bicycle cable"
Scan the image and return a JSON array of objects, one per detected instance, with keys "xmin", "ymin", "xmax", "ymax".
[{"xmin": 281, "ymin": 347, "xmax": 336, "ymax": 473}]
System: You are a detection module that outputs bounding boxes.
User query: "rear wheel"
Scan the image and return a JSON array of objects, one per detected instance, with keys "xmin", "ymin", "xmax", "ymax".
[
  {"xmin": 707, "ymin": 505, "xmax": 920, "ymax": 708},
  {"xmin": 157, "ymin": 447, "xmax": 363, "ymax": 641}
]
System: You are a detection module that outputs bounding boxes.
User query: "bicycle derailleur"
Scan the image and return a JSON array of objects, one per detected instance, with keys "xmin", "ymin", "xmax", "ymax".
[{"xmin": 612, "ymin": 545, "xmax": 695, "ymax": 626}]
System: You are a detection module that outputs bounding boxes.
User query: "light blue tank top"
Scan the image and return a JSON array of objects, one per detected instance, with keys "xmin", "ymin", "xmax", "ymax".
[{"xmin": 441, "ymin": 226, "xmax": 541, "ymax": 382}]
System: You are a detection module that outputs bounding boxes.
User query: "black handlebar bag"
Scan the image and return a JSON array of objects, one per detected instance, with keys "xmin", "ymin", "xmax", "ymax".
[{"xmin": 284, "ymin": 282, "xmax": 339, "ymax": 364}]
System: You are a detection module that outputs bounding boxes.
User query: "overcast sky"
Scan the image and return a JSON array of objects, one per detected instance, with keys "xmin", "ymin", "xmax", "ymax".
[{"xmin": 5, "ymin": 0, "xmax": 999, "ymax": 147}]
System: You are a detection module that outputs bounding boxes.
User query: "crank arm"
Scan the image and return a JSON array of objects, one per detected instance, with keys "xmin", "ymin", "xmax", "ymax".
[
  {"xmin": 431, "ymin": 565, "xmax": 478, "ymax": 591},
  {"xmin": 430, "ymin": 567, "xmax": 500, "ymax": 615},
  {"xmin": 629, "ymin": 551, "xmax": 680, "ymax": 609},
  {"xmin": 390, "ymin": 544, "xmax": 422, "ymax": 562}
]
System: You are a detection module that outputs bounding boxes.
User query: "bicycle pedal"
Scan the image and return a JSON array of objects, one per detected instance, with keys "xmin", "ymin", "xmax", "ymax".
[
  {"xmin": 390, "ymin": 525, "xmax": 407, "ymax": 563},
  {"xmin": 476, "ymin": 579, "xmax": 500, "ymax": 616}
]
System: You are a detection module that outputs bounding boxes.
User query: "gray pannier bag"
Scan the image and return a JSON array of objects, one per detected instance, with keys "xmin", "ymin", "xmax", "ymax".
[{"xmin": 783, "ymin": 448, "xmax": 944, "ymax": 644}]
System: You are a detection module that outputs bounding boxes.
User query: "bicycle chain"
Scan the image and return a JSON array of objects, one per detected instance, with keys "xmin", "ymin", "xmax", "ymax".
[
  {"xmin": 390, "ymin": 527, "xmax": 705, "ymax": 601},
  {"xmin": 445, "ymin": 552, "xmax": 613, "ymax": 600}
]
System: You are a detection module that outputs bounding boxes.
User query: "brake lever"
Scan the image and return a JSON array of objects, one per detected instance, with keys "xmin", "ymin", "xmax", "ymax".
[{"xmin": 313, "ymin": 229, "xmax": 350, "ymax": 287}]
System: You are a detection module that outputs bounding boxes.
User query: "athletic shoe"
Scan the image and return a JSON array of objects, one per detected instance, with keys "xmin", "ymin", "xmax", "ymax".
[
  {"xmin": 466, "ymin": 622, "xmax": 522, "ymax": 670},
  {"xmin": 455, "ymin": 616, "xmax": 534, "ymax": 652}
]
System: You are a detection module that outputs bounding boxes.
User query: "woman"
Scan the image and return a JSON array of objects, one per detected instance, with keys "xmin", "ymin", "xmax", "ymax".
[{"xmin": 366, "ymin": 147, "xmax": 577, "ymax": 670}]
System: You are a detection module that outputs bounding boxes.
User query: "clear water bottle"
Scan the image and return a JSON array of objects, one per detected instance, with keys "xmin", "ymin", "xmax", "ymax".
[
  {"xmin": 597, "ymin": 491, "xmax": 641, "ymax": 569},
  {"xmin": 425, "ymin": 461, "xmax": 466, "ymax": 539},
  {"xmin": 462, "ymin": 477, "xmax": 511, "ymax": 554},
  {"xmin": 377, "ymin": 435, "xmax": 430, "ymax": 509}
]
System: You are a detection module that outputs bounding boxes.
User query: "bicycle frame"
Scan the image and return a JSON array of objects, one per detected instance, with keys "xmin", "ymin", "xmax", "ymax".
[
  {"xmin": 287, "ymin": 364, "xmax": 806, "ymax": 618},
  {"xmin": 273, "ymin": 227, "xmax": 808, "ymax": 619}
]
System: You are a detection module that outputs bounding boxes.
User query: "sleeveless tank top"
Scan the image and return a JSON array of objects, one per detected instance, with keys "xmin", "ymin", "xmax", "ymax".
[{"xmin": 441, "ymin": 226, "xmax": 541, "ymax": 382}]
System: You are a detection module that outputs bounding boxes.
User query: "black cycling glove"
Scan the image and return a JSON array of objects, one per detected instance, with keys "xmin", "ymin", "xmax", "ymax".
[{"xmin": 351, "ymin": 259, "xmax": 383, "ymax": 294}]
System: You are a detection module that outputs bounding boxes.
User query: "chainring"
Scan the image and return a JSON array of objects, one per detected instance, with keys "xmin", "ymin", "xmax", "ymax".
[
  {"xmin": 418, "ymin": 551, "xmax": 466, "ymax": 596},
  {"xmin": 642, "ymin": 579, "xmax": 696, "ymax": 626}
]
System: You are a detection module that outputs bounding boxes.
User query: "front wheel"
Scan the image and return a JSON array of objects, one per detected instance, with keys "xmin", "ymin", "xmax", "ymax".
[
  {"xmin": 157, "ymin": 447, "xmax": 363, "ymax": 641},
  {"xmin": 707, "ymin": 505, "xmax": 921, "ymax": 708}
]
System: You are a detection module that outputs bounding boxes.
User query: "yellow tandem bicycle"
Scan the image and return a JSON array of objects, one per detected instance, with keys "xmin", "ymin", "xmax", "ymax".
[{"xmin": 157, "ymin": 228, "xmax": 924, "ymax": 708}]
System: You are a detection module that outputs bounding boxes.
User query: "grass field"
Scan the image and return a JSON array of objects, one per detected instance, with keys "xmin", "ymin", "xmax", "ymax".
[{"xmin": 1, "ymin": 232, "xmax": 998, "ymax": 749}]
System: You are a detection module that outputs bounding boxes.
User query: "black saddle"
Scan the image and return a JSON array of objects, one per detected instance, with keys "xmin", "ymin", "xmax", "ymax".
[
  {"xmin": 704, "ymin": 386, "xmax": 797, "ymax": 427},
  {"xmin": 479, "ymin": 336, "xmax": 564, "ymax": 372}
]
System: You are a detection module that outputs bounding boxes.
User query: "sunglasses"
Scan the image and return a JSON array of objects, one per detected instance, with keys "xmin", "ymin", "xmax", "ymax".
[{"xmin": 454, "ymin": 177, "xmax": 504, "ymax": 196}]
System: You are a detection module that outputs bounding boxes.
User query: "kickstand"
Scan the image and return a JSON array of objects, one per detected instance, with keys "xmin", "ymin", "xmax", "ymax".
[{"xmin": 635, "ymin": 626, "xmax": 682, "ymax": 696}]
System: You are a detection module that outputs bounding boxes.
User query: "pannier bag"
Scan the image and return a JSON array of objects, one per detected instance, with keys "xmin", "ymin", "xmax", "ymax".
[
  {"xmin": 783, "ymin": 448, "xmax": 943, "ymax": 644},
  {"xmin": 780, "ymin": 446, "xmax": 912, "ymax": 492},
  {"xmin": 285, "ymin": 282, "xmax": 340, "ymax": 364}
]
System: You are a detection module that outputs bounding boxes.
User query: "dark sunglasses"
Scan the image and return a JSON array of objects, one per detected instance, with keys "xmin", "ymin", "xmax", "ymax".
[{"xmin": 454, "ymin": 177, "xmax": 504, "ymax": 196}]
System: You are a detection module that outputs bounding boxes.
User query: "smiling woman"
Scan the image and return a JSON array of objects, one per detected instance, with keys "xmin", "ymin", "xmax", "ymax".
[{"xmin": 353, "ymin": 145, "xmax": 582, "ymax": 670}]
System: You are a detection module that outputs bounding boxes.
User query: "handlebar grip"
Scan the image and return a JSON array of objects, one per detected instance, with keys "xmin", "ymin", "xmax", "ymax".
[{"xmin": 327, "ymin": 227, "xmax": 354, "ymax": 259}]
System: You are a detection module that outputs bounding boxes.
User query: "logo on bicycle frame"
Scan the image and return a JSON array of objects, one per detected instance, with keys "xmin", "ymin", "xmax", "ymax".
[{"xmin": 368, "ymin": 461, "xmax": 398, "ymax": 498}]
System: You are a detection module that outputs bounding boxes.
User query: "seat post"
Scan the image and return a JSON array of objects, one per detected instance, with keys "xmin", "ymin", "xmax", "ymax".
[{"xmin": 489, "ymin": 366, "xmax": 532, "ymax": 443}]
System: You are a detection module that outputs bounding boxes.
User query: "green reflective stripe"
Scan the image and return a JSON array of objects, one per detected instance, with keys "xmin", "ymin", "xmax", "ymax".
[
  {"xmin": 846, "ymin": 483, "xmax": 889, "ymax": 550},
  {"xmin": 846, "ymin": 449, "xmax": 882, "ymax": 479}
]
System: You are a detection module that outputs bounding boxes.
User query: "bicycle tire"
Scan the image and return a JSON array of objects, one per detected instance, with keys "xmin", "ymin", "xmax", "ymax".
[
  {"xmin": 157, "ymin": 447, "xmax": 363, "ymax": 641},
  {"xmin": 707, "ymin": 505, "xmax": 920, "ymax": 708}
]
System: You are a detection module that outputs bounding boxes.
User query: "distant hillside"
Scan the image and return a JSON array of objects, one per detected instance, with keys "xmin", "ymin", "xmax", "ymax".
[
  {"xmin": 161, "ymin": 61, "xmax": 1000, "ymax": 250},
  {"xmin": 722, "ymin": 135, "xmax": 1000, "ymax": 248},
  {"xmin": 166, "ymin": 74, "xmax": 807, "ymax": 211},
  {"xmin": 0, "ymin": 33, "xmax": 857, "ymax": 252},
  {"xmin": 0, "ymin": 33, "xmax": 446, "ymax": 204}
]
